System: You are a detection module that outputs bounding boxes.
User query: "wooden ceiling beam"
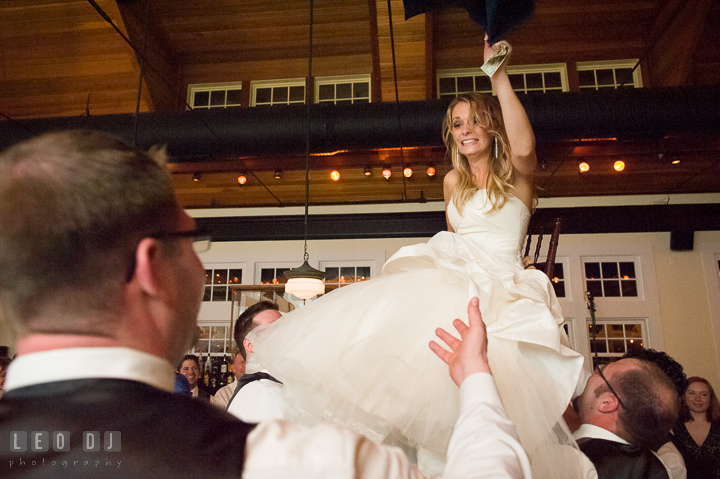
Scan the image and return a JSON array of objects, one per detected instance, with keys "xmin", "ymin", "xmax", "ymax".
[
  {"xmin": 115, "ymin": 0, "xmax": 181, "ymax": 111},
  {"xmin": 647, "ymin": 0, "xmax": 712, "ymax": 87}
]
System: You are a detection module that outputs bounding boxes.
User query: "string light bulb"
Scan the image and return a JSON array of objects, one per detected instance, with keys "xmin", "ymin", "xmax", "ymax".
[
  {"xmin": 614, "ymin": 161, "xmax": 625, "ymax": 172},
  {"xmin": 382, "ymin": 168, "xmax": 392, "ymax": 180},
  {"xmin": 579, "ymin": 162, "xmax": 590, "ymax": 173},
  {"xmin": 403, "ymin": 167, "xmax": 413, "ymax": 178},
  {"xmin": 330, "ymin": 170, "xmax": 340, "ymax": 181}
]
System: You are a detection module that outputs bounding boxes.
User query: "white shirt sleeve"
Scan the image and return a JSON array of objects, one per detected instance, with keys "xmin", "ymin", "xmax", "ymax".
[
  {"xmin": 243, "ymin": 372, "xmax": 531, "ymax": 479},
  {"xmin": 227, "ymin": 379, "xmax": 289, "ymax": 423},
  {"xmin": 656, "ymin": 442, "xmax": 686, "ymax": 479}
]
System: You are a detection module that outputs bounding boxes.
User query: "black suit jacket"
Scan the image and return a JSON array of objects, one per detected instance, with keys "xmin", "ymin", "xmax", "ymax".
[
  {"xmin": 0, "ymin": 378, "xmax": 255, "ymax": 478},
  {"xmin": 579, "ymin": 438, "xmax": 670, "ymax": 479}
]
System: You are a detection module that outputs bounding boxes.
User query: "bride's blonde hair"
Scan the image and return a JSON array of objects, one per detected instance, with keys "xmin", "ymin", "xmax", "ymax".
[{"xmin": 442, "ymin": 92, "xmax": 534, "ymax": 214}]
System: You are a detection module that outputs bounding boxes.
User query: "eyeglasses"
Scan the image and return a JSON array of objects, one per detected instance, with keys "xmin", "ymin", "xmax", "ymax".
[
  {"xmin": 150, "ymin": 228, "xmax": 212, "ymax": 254},
  {"xmin": 594, "ymin": 362, "xmax": 627, "ymax": 411}
]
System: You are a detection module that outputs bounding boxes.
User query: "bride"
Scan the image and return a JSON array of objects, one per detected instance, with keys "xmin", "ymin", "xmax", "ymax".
[{"xmin": 251, "ymin": 39, "xmax": 585, "ymax": 478}]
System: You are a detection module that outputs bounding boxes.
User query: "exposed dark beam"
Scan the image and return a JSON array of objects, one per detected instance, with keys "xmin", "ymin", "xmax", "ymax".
[
  {"xmin": 196, "ymin": 203, "xmax": 720, "ymax": 242},
  {"xmin": 115, "ymin": 0, "xmax": 181, "ymax": 111},
  {"xmin": 368, "ymin": 0, "xmax": 382, "ymax": 103}
]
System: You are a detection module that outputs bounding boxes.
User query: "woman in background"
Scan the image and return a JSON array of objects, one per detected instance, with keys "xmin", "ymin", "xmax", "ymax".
[{"xmin": 673, "ymin": 376, "xmax": 720, "ymax": 478}]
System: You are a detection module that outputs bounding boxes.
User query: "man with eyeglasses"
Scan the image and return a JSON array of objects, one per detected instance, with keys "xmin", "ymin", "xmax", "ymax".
[
  {"xmin": 0, "ymin": 130, "xmax": 531, "ymax": 478},
  {"xmin": 572, "ymin": 358, "xmax": 680, "ymax": 479}
]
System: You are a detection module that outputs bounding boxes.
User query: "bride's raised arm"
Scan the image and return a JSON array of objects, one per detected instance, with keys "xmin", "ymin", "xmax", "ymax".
[{"xmin": 486, "ymin": 38, "xmax": 536, "ymax": 200}]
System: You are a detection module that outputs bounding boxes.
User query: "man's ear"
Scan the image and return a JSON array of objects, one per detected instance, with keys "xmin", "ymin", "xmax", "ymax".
[
  {"xmin": 133, "ymin": 238, "xmax": 164, "ymax": 298},
  {"xmin": 596, "ymin": 392, "xmax": 621, "ymax": 413},
  {"xmin": 243, "ymin": 337, "xmax": 253, "ymax": 354}
]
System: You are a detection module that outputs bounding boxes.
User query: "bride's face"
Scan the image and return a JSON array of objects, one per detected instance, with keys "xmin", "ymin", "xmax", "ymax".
[{"xmin": 451, "ymin": 102, "xmax": 493, "ymax": 160}]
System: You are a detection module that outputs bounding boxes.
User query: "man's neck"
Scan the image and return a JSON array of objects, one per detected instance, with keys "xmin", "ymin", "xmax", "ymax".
[{"xmin": 16, "ymin": 334, "xmax": 119, "ymax": 355}]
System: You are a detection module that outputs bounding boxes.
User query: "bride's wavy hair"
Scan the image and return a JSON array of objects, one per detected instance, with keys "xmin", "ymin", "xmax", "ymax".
[{"xmin": 442, "ymin": 92, "xmax": 535, "ymax": 214}]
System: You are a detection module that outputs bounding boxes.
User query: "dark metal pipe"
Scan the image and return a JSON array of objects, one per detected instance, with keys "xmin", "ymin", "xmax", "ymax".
[{"xmin": 1, "ymin": 86, "xmax": 718, "ymax": 161}]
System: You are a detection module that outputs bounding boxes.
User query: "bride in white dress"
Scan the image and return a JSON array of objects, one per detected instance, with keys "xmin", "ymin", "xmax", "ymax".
[{"xmin": 251, "ymin": 39, "xmax": 585, "ymax": 478}]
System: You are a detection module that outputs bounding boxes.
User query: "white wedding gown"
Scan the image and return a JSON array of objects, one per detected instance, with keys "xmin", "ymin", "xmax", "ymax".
[{"xmin": 251, "ymin": 190, "xmax": 586, "ymax": 477}]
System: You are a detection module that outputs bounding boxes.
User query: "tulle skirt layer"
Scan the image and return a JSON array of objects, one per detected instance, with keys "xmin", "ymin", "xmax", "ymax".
[{"xmin": 250, "ymin": 232, "xmax": 586, "ymax": 477}]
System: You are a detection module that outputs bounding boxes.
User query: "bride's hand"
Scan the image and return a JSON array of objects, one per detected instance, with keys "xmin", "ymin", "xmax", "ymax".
[
  {"xmin": 484, "ymin": 35, "xmax": 512, "ymax": 77},
  {"xmin": 429, "ymin": 297, "xmax": 492, "ymax": 387}
]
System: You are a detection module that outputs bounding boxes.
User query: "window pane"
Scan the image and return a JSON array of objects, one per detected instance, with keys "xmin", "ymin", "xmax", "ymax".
[
  {"xmin": 554, "ymin": 263, "xmax": 564, "ymax": 280},
  {"xmin": 602, "ymin": 262, "xmax": 619, "ymax": 279},
  {"xmin": 457, "ymin": 76, "xmax": 473, "ymax": 92},
  {"xmin": 205, "ymin": 270, "xmax": 213, "ymax": 285},
  {"xmin": 203, "ymin": 286, "xmax": 212, "ymax": 301},
  {"xmin": 357, "ymin": 267, "xmax": 370, "ymax": 281},
  {"xmin": 614, "ymin": 68, "xmax": 633, "ymax": 86},
  {"xmin": 596, "ymin": 69, "xmax": 614, "ymax": 86},
  {"xmin": 226, "ymin": 89, "xmax": 242, "ymax": 106},
  {"xmin": 289, "ymin": 86, "xmax": 305, "ymax": 102},
  {"xmin": 626, "ymin": 339, "xmax": 644, "ymax": 355},
  {"xmin": 199, "ymin": 326, "xmax": 211, "ymax": 339},
  {"xmin": 211, "ymin": 326, "xmax": 227, "ymax": 339},
  {"xmin": 325, "ymin": 267, "xmax": 339, "ymax": 283},
  {"xmin": 272, "ymin": 87, "xmax": 288, "ymax": 103},
  {"xmin": 214, "ymin": 270, "xmax": 228, "ymax": 284},
  {"xmin": 318, "ymin": 84, "xmax": 334, "ymax": 101},
  {"xmin": 194, "ymin": 91, "xmax": 209, "ymax": 107},
  {"xmin": 260, "ymin": 268, "xmax": 275, "ymax": 284},
  {"xmin": 210, "ymin": 90, "xmax": 225, "ymax": 106},
  {"xmin": 212, "ymin": 286, "xmax": 227, "ymax": 301},
  {"xmin": 196, "ymin": 340, "xmax": 209, "ymax": 353},
  {"xmin": 607, "ymin": 324, "xmax": 624, "ymax": 338},
  {"xmin": 526, "ymin": 73, "xmax": 543, "ymax": 89},
  {"xmin": 609, "ymin": 339, "xmax": 625, "ymax": 353},
  {"xmin": 578, "ymin": 70, "xmax": 595, "ymax": 87},
  {"xmin": 545, "ymin": 72, "xmax": 561, "ymax": 88},
  {"xmin": 587, "ymin": 280, "xmax": 603, "ymax": 298},
  {"xmin": 340, "ymin": 267, "xmax": 355, "ymax": 283},
  {"xmin": 353, "ymin": 82, "xmax": 369, "ymax": 98},
  {"xmin": 474, "ymin": 75, "xmax": 492, "ymax": 91},
  {"xmin": 256, "ymin": 88, "xmax": 272, "ymax": 104},
  {"xmin": 228, "ymin": 269, "xmax": 242, "ymax": 284},
  {"xmin": 585, "ymin": 262, "xmax": 601, "ymax": 279},
  {"xmin": 589, "ymin": 324, "xmax": 605, "ymax": 337},
  {"xmin": 210, "ymin": 340, "xmax": 224, "ymax": 353},
  {"xmin": 619, "ymin": 262, "xmax": 636, "ymax": 279},
  {"xmin": 439, "ymin": 77, "xmax": 455, "ymax": 94},
  {"xmin": 336, "ymin": 83, "xmax": 352, "ymax": 99},
  {"xmin": 625, "ymin": 324, "xmax": 642, "ymax": 338},
  {"xmin": 275, "ymin": 268, "xmax": 290, "ymax": 284},
  {"xmin": 590, "ymin": 339, "xmax": 607, "ymax": 353},
  {"xmin": 621, "ymin": 280, "xmax": 638, "ymax": 297},
  {"xmin": 509, "ymin": 74, "xmax": 525, "ymax": 90},
  {"xmin": 552, "ymin": 281, "xmax": 566, "ymax": 298},
  {"xmin": 603, "ymin": 280, "xmax": 621, "ymax": 296}
]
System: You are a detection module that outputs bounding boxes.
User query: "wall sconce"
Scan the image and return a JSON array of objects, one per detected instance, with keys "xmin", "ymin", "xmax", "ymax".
[
  {"xmin": 613, "ymin": 161, "xmax": 625, "ymax": 172},
  {"xmin": 426, "ymin": 166, "xmax": 436, "ymax": 177},
  {"xmin": 382, "ymin": 168, "xmax": 392, "ymax": 180},
  {"xmin": 579, "ymin": 162, "xmax": 590, "ymax": 173},
  {"xmin": 330, "ymin": 170, "xmax": 340, "ymax": 181},
  {"xmin": 403, "ymin": 167, "xmax": 413, "ymax": 178},
  {"xmin": 273, "ymin": 169, "xmax": 282, "ymax": 179},
  {"xmin": 237, "ymin": 174, "xmax": 247, "ymax": 185},
  {"xmin": 364, "ymin": 166, "xmax": 372, "ymax": 176},
  {"xmin": 192, "ymin": 172, "xmax": 201, "ymax": 182}
]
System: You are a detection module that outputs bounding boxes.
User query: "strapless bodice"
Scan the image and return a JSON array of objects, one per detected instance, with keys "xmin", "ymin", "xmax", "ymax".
[{"xmin": 446, "ymin": 190, "xmax": 531, "ymax": 262}]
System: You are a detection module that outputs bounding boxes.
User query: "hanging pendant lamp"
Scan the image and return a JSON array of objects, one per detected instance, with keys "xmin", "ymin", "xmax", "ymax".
[{"xmin": 284, "ymin": 0, "xmax": 326, "ymax": 301}]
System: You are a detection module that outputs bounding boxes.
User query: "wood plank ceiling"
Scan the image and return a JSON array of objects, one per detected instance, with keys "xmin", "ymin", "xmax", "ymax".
[{"xmin": 0, "ymin": 0, "xmax": 718, "ymax": 208}]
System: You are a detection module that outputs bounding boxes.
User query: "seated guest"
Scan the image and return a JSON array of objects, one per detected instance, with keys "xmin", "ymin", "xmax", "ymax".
[
  {"xmin": 672, "ymin": 377, "xmax": 720, "ymax": 478},
  {"xmin": 211, "ymin": 353, "xmax": 247, "ymax": 409},
  {"xmin": 179, "ymin": 354, "xmax": 212, "ymax": 401},
  {"xmin": 573, "ymin": 358, "xmax": 679, "ymax": 479},
  {"xmin": 0, "ymin": 130, "xmax": 531, "ymax": 478}
]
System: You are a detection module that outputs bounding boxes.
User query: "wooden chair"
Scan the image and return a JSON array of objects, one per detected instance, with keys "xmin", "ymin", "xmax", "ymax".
[{"xmin": 523, "ymin": 217, "xmax": 562, "ymax": 279}]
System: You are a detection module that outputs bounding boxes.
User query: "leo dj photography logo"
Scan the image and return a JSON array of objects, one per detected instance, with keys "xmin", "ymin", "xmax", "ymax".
[{"xmin": 7, "ymin": 431, "xmax": 121, "ymax": 471}]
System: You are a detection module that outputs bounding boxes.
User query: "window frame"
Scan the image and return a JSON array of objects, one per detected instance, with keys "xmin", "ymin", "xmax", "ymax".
[
  {"xmin": 250, "ymin": 78, "xmax": 307, "ymax": 107},
  {"xmin": 586, "ymin": 317, "xmax": 649, "ymax": 369},
  {"xmin": 576, "ymin": 59, "xmax": 643, "ymax": 90},
  {"xmin": 186, "ymin": 81, "xmax": 244, "ymax": 110},
  {"xmin": 314, "ymin": 74, "xmax": 372, "ymax": 104},
  {"xmin": 437, "ymin": 63, "xmax": 569, "ymax": 98}
]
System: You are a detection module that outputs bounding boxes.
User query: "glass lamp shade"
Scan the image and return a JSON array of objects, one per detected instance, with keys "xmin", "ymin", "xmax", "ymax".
[
  {"xmin": 284, "ymin": 260, "xmax": 327, "ymax": 300},
  {"xmin": 285, "ymin": 277, "xmax": 325, "ymax": 299}
]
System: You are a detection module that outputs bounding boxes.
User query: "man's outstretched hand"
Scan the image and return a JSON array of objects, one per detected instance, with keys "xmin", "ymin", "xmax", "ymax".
[{"xmin": 430, "ymin": 297, "xmax": 492, "ymax": 387}]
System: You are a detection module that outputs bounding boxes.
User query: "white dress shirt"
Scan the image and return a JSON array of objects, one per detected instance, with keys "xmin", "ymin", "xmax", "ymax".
[
  {"xmin": 226, "ymin": 356, "xmax": 290, "ymax": 423},
  {"xmin": 211, "ymin": 380, "xmax": 237, "ymax": 409},
  {"xmin": 6, "ymin": 347, "xmax": 532, "ymax": 479}
]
